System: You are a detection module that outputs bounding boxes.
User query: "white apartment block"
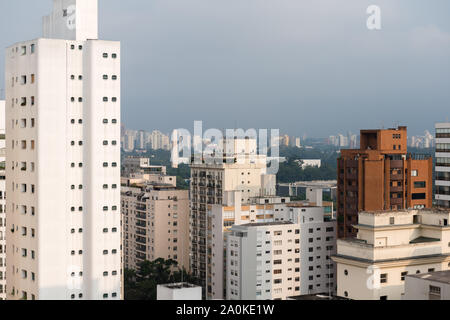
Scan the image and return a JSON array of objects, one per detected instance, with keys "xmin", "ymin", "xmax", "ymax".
[
  {"xmin": 281, "ymin": 204, "xmax": 337, "ymax": 295},
  {"xmin": 210, "ymin": 189, "xmax": 337, "ymax": 299},
  {"xmin": 5, "ymin": 0, "xmax": 121, "ymax": 300},
  {"xmin": 122, "ymin": 183, "xmax": 190, "ymax": 271},
  {"xmin": 209, "ymin": 193, "xmax": 287, "ymax": 300},
  {"xmin": 226, "ymin": 222, "xmax": 301, "ymax": 300},
  {"xmin": 333, "ymin": 209, "xmax": 450, "ymax": 300},
  {"xmin": 435, "ymin": 123, "xmax": 450, "ymax": 208},
  {"xmin": 0, "ymin": 101, "xmax": 6, "ymax": 299},
  {"xmin": 190, "ymin": 138, "xmax": 270, "ymax": 297}
]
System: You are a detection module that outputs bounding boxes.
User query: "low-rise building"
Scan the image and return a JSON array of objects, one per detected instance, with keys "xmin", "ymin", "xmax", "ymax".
[
  {"xmin": 122, "ymin": 156, "xmax": 167, "ymax": 176},
  {"xmin": 333, "ymin": 209, "xmax": 450, "ymax": 300},
  {"xmin": 157, "ymin": 283, "xmax": 202, "ymax": 300},
  {"xmin": 403, "ymin": 270, "xmax": 450, "ymax": 300}
]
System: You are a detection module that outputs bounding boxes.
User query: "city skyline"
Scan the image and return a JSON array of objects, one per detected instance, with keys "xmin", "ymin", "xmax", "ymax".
[
  {"xmin": 1, "ymin": 0, "xmax": 450, "ymax": 137},
  {"xmin": 2, "ymin": 0, "xmax": 450, "ymax": 304}
]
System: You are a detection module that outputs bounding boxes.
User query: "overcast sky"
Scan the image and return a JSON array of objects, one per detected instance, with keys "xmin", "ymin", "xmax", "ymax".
[{"xmin": 1, "ymin": 0, "xmax": 450, "ymax": 137}]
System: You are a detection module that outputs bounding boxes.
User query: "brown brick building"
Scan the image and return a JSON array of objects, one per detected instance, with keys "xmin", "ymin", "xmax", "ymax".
[{"xmin": 337, "ymin": 126, "xmax": 433, "ymax": 238}]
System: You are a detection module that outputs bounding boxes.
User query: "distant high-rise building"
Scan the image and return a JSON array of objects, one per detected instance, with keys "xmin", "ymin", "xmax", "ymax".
[
  {"xmin": 328, "ymin": 135, "xmax": 337, "ymax": 146},
  {"xmin": 6, "ymin": 0, "xmax": 121, "ymax": 300},
  {"xmin": 137, "ymin": 130, "xmax": 146, "ymax": 150},
  {"xmin": 124, "ymin": 133, "xmax": 135, "ymax": 152},
  {"xmin": 424, "ymin": 130, "xmax": 434, "ymax": 149},
  {"xmin": 281, "ymin": 135, "xmax": 290, "ymax": 147},
  {"xmin": 337, "ymin": 126, "xmax": 433, "ymax": 239}
]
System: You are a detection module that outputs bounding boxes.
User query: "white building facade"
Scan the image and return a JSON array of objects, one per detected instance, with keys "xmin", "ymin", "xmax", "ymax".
[
  {"xmin": 210, "ymin": 191, "xmax": 337, "ymax": 300},
  {"xmin": 5, "ymin": 0, "xmax": 121, "ymax": 300},
  {"xmin": 226, "ymin": 222, "xmax": 301, "ymax": 300},
  {"xmin": 0, "ymin": 101, "xmax": 6, "ymax": 299},
  {"xmin": 403, "ymin": 270, "xmax": 450, "ymax": 300},
  {"xmin": 189, "ymin": 138, "xmax": 270, "ymax": 298},
  {"xmin": 333, "ymin": 209, "xmax": 450, "ymax": 300},
  {"xmin": 435, "ymin": 123, "xmax": 450, "ymax": 208}
]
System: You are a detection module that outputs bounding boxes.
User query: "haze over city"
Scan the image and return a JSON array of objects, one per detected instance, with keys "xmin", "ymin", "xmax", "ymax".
[{"xmin": 1, "ymin": 0, "xmax": 450, "ymax": 137}]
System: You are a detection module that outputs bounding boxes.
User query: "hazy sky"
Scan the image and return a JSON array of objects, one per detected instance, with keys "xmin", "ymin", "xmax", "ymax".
[{"xmin": 1, "ymin": 0, "xmax": 450, "ymax": 137}]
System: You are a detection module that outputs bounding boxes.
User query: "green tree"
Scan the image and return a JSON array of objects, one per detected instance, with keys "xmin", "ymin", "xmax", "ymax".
[{"xmin": 124, "ymin": 258, "xmax": 200, "ymax": 300}]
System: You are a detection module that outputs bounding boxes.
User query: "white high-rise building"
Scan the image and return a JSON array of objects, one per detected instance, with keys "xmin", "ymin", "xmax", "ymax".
[
  {"xmin": 190, "ymin": 137, "xmax": 269, "ymax": 298},
  {"xmin": 5, "ymin": 0, "xmax": 121, "ymax": 300},
  {"xmin": 226, "ymin": 221, "xmax": 301, "ymax": 300},
  {"xmin": 0, "ymin": 101, "xmax": 6, "ymax": 300},
  {"xmin": 435, "ymin": 123, "xmax": 450, "ymax": 208}
]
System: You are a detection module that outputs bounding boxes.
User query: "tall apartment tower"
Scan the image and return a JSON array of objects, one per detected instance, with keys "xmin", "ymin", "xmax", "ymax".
[
  {"xmin": 337, "ymin": 127, "xmax": 432, "ymax": 239},
  {"xmin": 190, "ymin": 138, "xmax": 270, "ymax": 297},
  {"xmin": 5, "ymin": 0, "xmax": 121, "ymax": 300},
  {"xmin": 0, "ymin": 101, "xmax": 6, "ymax": 300},
  {"xmin": 435, "ymin": 123, "xmax": 450, "ymax": 208}
]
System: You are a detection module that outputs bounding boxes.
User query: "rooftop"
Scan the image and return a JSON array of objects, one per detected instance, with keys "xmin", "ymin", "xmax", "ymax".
[
  {"xmin": 409, "ymin": 236, "xmax": 441, "ymax": 244},
  {"xmin": 287, "ymin": 201, "xmax": 333, "ymax": 208},
  {"xmin": 359, "ymin": 208, "xmax": 450, "ymax": 216},
  {"xmin": 160, "ymin": 283, "xmax": 200, "ymax": 290},
  {"xmin": 238, "ymin": 221, "xmax": 294, "ymax": 228},
  {"xmin": 408, "ymin": 270, "xmax": 450, "ymax": 285},
  {"xmin": 288, "ymin": 294, "xmax": 348, "ymax": 301}
]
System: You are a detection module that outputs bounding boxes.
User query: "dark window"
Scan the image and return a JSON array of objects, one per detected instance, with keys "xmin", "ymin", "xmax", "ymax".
[
  {"xmin": 414, "ymin": 181, "xmax": 426, "ymax": 188},
  {"xmin": 412, "ymin": 193, "xmax": 426, "ymax": 200}
]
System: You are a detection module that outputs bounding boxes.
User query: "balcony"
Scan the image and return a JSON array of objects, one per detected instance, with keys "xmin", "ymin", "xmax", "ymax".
[
  {"xmin": 346, "ymin": 173, "xmax": 358, "ymax": 180},
  {"xmin": 136, "ymin": 213, "xmax": 146, "ymax": 220},
  {"xmin": 390, "ymin": 198, "xmax": 403, "ymax": 205},
  {"xmin": 390, "ymin": 160, "xmax": 404, "ymax": 168},
  {"xmin": 136, "ymin": 221, "xmax": 146, "ymax": 228}
]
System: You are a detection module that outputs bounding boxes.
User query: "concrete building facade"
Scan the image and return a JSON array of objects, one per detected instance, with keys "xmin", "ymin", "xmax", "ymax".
[
  {"xmin": 403, "ymin": 270, "xmax": 450, "ymax": 300},
  {"xmin": 226, "ymin": 222, "xmax": 301, "ymax": 300},
  {"xmin": 333, "ymin": 209, "xmax": 450, "ymax": 300},
  {"xmin": 122, "ymin": 183, "xmax": 190, "ymax": 271},
  {"xmin": 435, "ymin": 123, "xmax": 450, "ymax": 208},
  {"xmin": 210, "ymin": 189, "xmax": 337, "ymax": 300},
  {"xmin": 157, "ymin": 283, "xmax": 202, "ymax": 300},
  {"xmin": 189, "ymin": 138, "xmax": 270, "ymax": 297},
  {"xmin": 5, "ymin": 0, "xmax": 121, "ymax": 299},
  {"xmin": 0, "ymin": 101, "xmax": 6, "ymax": 299},
  {"xmin": 337, "ymin": 126, "xmax": 433, "ymax": 238}
]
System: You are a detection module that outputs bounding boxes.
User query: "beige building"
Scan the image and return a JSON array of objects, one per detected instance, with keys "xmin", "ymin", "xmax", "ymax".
[
  {"xmin": 122, "ymin": 183, "xmax": 189, "ymax": 271},
  {"xmin": 122, "ymin": 156, "xmax": 167, "ymax": 176},
  {"xmin": 227, "ymin": 221, "xmax": 301, "ymax": 300},
  {"xmin": 333, "ymin": 209, "xmax": 450, "ymax": 300}
]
